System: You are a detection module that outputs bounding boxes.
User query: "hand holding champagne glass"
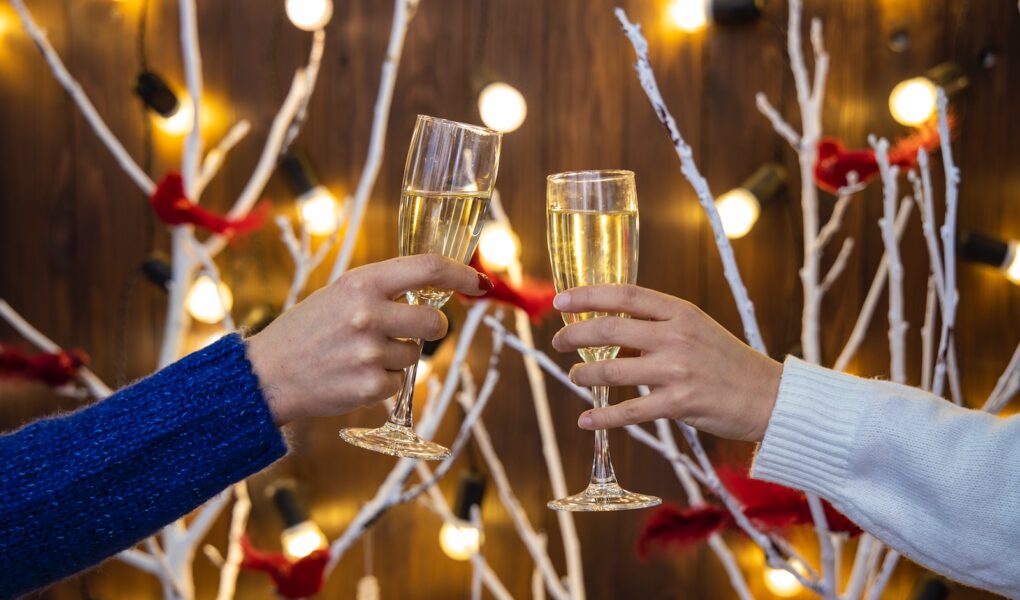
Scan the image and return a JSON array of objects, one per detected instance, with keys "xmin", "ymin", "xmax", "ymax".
[
  {"xmin": 340, "ymin": 115, "xmax": 502, "ymax": 460},
  {"xmin": 546, "ymin": 170, "xmax": 661, "ymax": 511}
]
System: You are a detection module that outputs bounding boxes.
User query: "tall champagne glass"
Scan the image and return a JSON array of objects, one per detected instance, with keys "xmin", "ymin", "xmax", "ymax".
[
  {"xmin": 546, "ymin": 170, "xmax": 661, "ymax": 511},
  {"xmin": 340, "ymin": 115, "xmax": 502, "ymax": 460}
]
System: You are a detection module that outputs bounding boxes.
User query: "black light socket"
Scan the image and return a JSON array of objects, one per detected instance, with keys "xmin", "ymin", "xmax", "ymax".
[
  {"xmin": 134, "ymin": 71, "xmax": 180, "ymax": 117},
  {"xmin": 453, "ymin": 470, "xmax": 486, "ymax": 521},
  {"xmin": 710, "ymin": 0, "xmax": 763, "ymax": 25},
  {"xmin": 268, "ymin": 479, "xmax": 309, "ymax": 529},
  {"xmin": 279, "ymin": 151, "xmax": 323, "ymax": 198},
  {"xmin": 240, "ymin": 303, "xmax": 278, "ymax": 335},
  {"xmin": 742, "ymin": 163, "xmax": 787, "ymax": 204},
  {"xmin": 924, "ymin": 61, "xmax": 969, "ymax": 97},
  {"xmin": 958, "ymin": 231, "xmax": 1010, "ymax": 268},
  {"xmin": 909, "ymin": 575, "xmax": 950, "ymax": 600},
  {"xmin": 140, "ymin": 252, "xmax": 172, "ymax": 291}
]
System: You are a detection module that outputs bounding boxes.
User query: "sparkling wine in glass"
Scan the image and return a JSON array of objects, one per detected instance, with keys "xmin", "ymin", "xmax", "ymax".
[
  {"xmin": 546, "ymin": 170, "xmax": 661, "ymax": 511},
  {"xmin": 339, "ymin": 115, "xmax": 502, "ymax": 460}
]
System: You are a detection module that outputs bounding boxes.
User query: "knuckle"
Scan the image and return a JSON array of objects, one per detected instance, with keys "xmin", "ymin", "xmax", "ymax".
[
  {"xmin": 622, "ymin": 403, "xmax": 642, "ymax": 423},
  {"xmin": 601, "ymin": 362, "xmax": 624, "ymax": 385},
  {"xmin": 340, "ymin": 271, "xmax": 371, "ymax": 295},
  {"xmin": 358, "ymin": 339, "xmax": 385, "ymax": 365},
  {"xmin": 419, "ymin": 254, "xmax": 446, "ymax": 278},
  {"xmin": 621, "ymin": 284, "xmax": 639, "ymax": 303},
  {"xmin": 349, "ymin": 308, "xmax": 376, "ymax": 333},
  {"xmin": 599, "ymin": 316, "xmax": 622, "ymax": 339},
  {"xmin": 360, "ymin": 370, "xmax": 389, "ymax": 400}
]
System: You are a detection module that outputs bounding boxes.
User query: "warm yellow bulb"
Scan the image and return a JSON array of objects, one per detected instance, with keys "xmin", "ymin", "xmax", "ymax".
[
  {"xmin": 439, "ymin": 521, "xmax": 481, "ymax": 561},
  {"xmin": 155, "ymin": 95, "xmax": 195, "ymax": 136},
  {"xmin": 764, "ymin": 560, "xmax": 807, "ymax": 598},
  {"xmin": 889, "ymin": 77, "xmax": 938, "ymax": 127},
  {"xmin": 185, "ymin": 275, "xmax": 233, "ymax": 324},
  {"xmin": 280, "ymin": 520, "xmax": 328, "ymax": 560},
  {"xmin": 1005, "ymin": 243, "xmax": 1020, "ymax": 286},
  {"xmin": 298, "ymin": 187, "xmax": 340, "ymax": 236},
  {"xmin": 715, "ymin": 188, "xmax": 761, "ymax": 239},
  {"xmin": 478, "ymin": 221, "xmax": 520, "ymax": 271},
  {"xmin": 668, "ymin": 0, "xmax": 708, "ymax": 32},
  {"xmin": 286, "ymin": 0, "xmax": 333, "ymax": 31},
  {"xmin": 478, "ymin": 82, "xmax": 528, "ymax": 133}
]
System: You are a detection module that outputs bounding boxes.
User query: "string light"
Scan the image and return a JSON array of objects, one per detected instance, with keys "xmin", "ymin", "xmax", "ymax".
[
  {"xmin": 279, "ymin": 152, "xmax": 341, "ymax": 236},
  {"xmin": 439, "ymin": 470, "xmax": 485, "ymax": 561},
  {"xmin": 958, "ymin": 231, "xmax": 1020, "ymax": 286},
  {"xmin": 668, "ymin": 0, "xmax": 708, "ymax": 32},
  {"xmin": 715, "ymin": 163, "xmax": 786, "ymax": 239},
  {"xmin": 133, "ymin": 71, "xmax": 194, "ymax": 136},
  {"xmin": 285, "ymin": 0, "xmax": 333, "ymax": 32},
  {"xmin": 477, "ymin": 82, "xmax": 527, "ymax": 133},
  {"xmin": 185, "ymin": 275, "xmax": 233, "ymax": 324},
  {"xmin": 763, "ymin": 562, "xmax": 805, "ymax": 597},
  {"xmin": 667, "ymin": 0, "xmax": 761, "ymax": 33},
  {"xmin": 888, "ymin": 62, "xmax": 968, "ymax": 127},
  {"xmin": 268, "ymin": 479, "xmax": 329, "ymax": 560},
  {"xmin": 478, "ymin": 221, "xmax": 521, "ymax": 271}
]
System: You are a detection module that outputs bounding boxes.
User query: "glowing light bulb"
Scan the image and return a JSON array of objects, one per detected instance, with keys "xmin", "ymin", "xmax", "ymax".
[
  {"xmin": 668, "ymin": 0, "xmax": 708, "ymax": 32},
  {"xmin": 280, "ymin": 520, "xmax": 328, "ymax": 560},
  {"xmin": 715, "ymin": 188, "xmax": 761, "ymax": 239},
  {"xmin": 185, "ymin": 275, "xmax": 233, "ymax": 324},
  {"xmin": 478, "ymin": 82, "xmax": 527, "ymax": 133},
  {"xmin": 298, "ymin": 187, "xmax": 340, "ymax": 236},
  {"xmin": 415, "ymin": 357, "xmax": 433, "ymax": 382},
  {"xmin": 1006, "ymin": 242, "xmax": 1020, "ymax": 286},
  {"xmin": 156, "ymin": 95, "xmax": 195, "ymax": 136},
  {"xmin": 764, "ymin": 560, "xmax": 807, "ymax": 598},
  {"xmin": 286, "ymin": 0, "xmax": 333, "ymax": 31},
  {"xmin": 439, "ymin": 520, "xmax": 481, "ymax": 561},
  {"xmin": 889, "ymin": 77, "xmax": 938, "ymax": 127},
  {"xmin": 478, "ymin": 221, "xmax": 520, "ymax": 271}
]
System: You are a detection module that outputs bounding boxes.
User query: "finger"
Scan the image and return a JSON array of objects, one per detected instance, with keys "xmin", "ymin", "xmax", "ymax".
[
  {"xmin": 577, "ymin": 393, "xmax": 667, "ymax": 430},
  {"xmin": 553, "ymin": 284, "xmax": 685, "ymax": 321},
  {"xmin": 367, "ymin": 255, "xmax": 492, "ymax": 299},
  {"xmin": 381, "ymin": 304, "xmax": 449, "ymax": 341},
  {"xmin": 380, "ymin": 339, "xmax": 423, "ymax": 371},
  {"xmin": 553, "ymin": 316, "xmax": 661, "ymax": 353},
  {"xmin": 569, "ymin": 357, "xmax": 665, "ymax": 388}
]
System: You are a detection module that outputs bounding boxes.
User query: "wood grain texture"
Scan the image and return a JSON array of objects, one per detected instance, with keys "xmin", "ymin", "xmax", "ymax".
[{"xmin": 0, "ymin": 1, "xmax": 1016, "ymax": 598}]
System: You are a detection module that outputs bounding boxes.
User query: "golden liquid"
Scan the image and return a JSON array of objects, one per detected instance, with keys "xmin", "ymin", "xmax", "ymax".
[
  {"xmin": 547, "ymin": 208, "xmax": 638, "ymax": 363},
  {"xmin": 399, "ymin": 191, "xmax": 490, "ymax": 307}
]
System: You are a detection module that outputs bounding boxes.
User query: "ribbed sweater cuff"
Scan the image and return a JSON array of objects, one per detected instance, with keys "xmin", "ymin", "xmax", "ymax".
[{"xmin": 751, "ymin": 356, "xmax": 870, "ymax": 500}]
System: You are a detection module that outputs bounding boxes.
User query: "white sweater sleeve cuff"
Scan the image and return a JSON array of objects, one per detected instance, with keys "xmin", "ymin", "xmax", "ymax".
[{"xmin": 750, "ymin": 356, "xmax": 871, "ymax": 500}]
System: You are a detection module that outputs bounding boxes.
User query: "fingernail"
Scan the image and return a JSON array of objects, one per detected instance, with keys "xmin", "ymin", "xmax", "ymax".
[
  {"xmin": 578, "ymin": 413, "xmax": 593, "ymax": 429},
  {"xmin": 554, "ymin": 291, "xmax": 570, "ymax": 310},
  {"xmin": 478, "ymin": 273, "xmax": 494, "ymax": 291}
]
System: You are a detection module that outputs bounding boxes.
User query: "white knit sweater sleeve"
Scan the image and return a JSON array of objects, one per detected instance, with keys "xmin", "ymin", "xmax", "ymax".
[{"xmin": 751, "ymin": 356, "xmax": 1020, "ymax": 597}]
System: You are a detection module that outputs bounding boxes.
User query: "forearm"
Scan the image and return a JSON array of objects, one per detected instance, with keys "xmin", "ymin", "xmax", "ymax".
[
  {"xmin": 752, "ymin": 357, "xmax": 1020, "ymax": 597},
  {"xmin": 0, "ymin": 334, "xmax": 287, "ymax": 597}
]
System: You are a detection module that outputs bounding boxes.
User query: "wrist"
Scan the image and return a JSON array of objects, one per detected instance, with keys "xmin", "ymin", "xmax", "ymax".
[
  {"xmin": 246, "ymin": 332, "xmax": 294, "ymax": 426},
  {"xmin": 751, "ymin": 355, "xmax": 783, "ymax": 441}
]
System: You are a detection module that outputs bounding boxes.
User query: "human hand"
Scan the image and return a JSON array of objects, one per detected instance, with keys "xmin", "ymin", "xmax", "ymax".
[
  {"xmin": 248, "ymin": 255, "xmax": 492, "ymax": 425},
  {"xmin": 551, "ymin": 285, "xmax": 782, "ymax": 442}
]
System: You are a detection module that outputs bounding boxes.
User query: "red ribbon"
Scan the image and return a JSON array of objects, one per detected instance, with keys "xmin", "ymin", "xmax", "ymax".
[{"xmin": 150, "ymin": 172, "xmax": 267, "ymax": 236}]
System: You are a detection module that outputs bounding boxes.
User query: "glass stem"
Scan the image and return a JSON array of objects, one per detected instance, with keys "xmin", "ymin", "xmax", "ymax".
[
  {"xmin": 589, "ymin": 385, "xmax": 618, "ymax": 486},
  {"xmin": 387, "ymin": 338, "xmax": 425, "ymax": 429}
]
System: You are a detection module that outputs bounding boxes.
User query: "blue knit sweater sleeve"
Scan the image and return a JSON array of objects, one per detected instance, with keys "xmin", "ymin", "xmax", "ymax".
[{"xmin": 0, "ymin": 333, "xmax": 288, "ymax": 598}]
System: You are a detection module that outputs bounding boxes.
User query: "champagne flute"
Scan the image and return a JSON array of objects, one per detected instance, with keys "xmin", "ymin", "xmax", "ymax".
[
  {"xmin": 340, "ymin": 115, "xmax": 502, "ymax": 460},
  {"xmin": 546, "ymin": 170, "xmax": 661, "ymax": 511}
]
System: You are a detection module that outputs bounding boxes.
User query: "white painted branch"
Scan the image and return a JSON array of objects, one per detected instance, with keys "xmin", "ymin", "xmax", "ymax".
[
  {"xmin": 819, "ymin": 237, "xmax": 854, "ymax": 295},
  {"xmin": 842, "ymin": 534, "xmax": 877, "ymax": 600},
  {"xmin": 983, "ymin": 341, "xmax": 1020, "ymax": 413},
  {"xmin": 0, "ymin": 299, "xmax": 112, "ymax": 399},
  {"xmin": 615, "ymin": 8, "xmax": 766, "ymax": 354},
  {"xmin": 469, "ymin": 505, "xmax": 484, "ymax": 600},
  {"xmin": 329, "ymin": 0, "xmax": 421, "ymax": 282},
  {"xmin": 807, "ymin": 495, "xmax": 837, "ymax": 598},
  {"xmin": 532, "ymin": 535, "xmax": 549, "ymax": 600},
  {"xmin": 932, "ymin": 90, "xmax": 960, "ymax": 400},
  {"xmin": 282, "ymin": 29, "xmax": 327, "ymax": 153},
  {"xmin": 458, "ymin": 392, "xmax": 571, "ymax": 600},
  {"xmin": 921, "ymin": 277, "xmax": 937, "ymax": 392},
  {"xmin": 205, "ymin": 70, "xmax": 311, "ymax": 258},
  {"xmin": 755, "ymin": 93, "xmax": 800, "ymax": 149},
  {"xmin": 491, "ymin": 194, "xmax": 585, "ymax": 600},
  {"xmin": 864, "ymin": 550, "xmax": 900, "ymax": 600},
  {"xmin": 182, "ymin": 489, "xmax": 231, "ymax": 549},
  {"xmin": 833, "ymin": 201, "xmax": 914, "ymax": 372},
  {"xmin": 871, "ymin": 136, "xmax": 906, "ymax": 384},
  {"xmin": 179, "ymin": 0, "xmax": 204, "ymax": 197},
  {"xmin": 813, "ymin": 176, "xmax": 859, "ymax": 252},
  {"xmin": 117, "ymin": 548, "xmax": 161, "ymax": 575},
  {"xmin": 195, "ymin": 120, "xmax": 251, "ymax": 199},
  {"xmin": 214, "ymin": 483, "xmax": 251, "ymax": 600},
  {"xmin": 158, "ymin": 230, "xmax": 198, "ymax": 368},
  {"xmin": 9, "ymin": 0, "xmax": 156, "ymax": 196}
]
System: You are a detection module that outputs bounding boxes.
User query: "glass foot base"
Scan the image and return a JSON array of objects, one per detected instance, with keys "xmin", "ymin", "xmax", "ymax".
[
  {"xmin": 548, "ymin": 482, "xmax": 662, "ymax": 512},
  {"xmin": 339, "ymin": 422, "xmax": 451, "ymax": 460}
]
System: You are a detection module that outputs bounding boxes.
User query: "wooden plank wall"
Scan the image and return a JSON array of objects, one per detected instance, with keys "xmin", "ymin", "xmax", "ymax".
[{"xmin": 1, "ymin": 0, "xmax": 1016, "ymax": 598}]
